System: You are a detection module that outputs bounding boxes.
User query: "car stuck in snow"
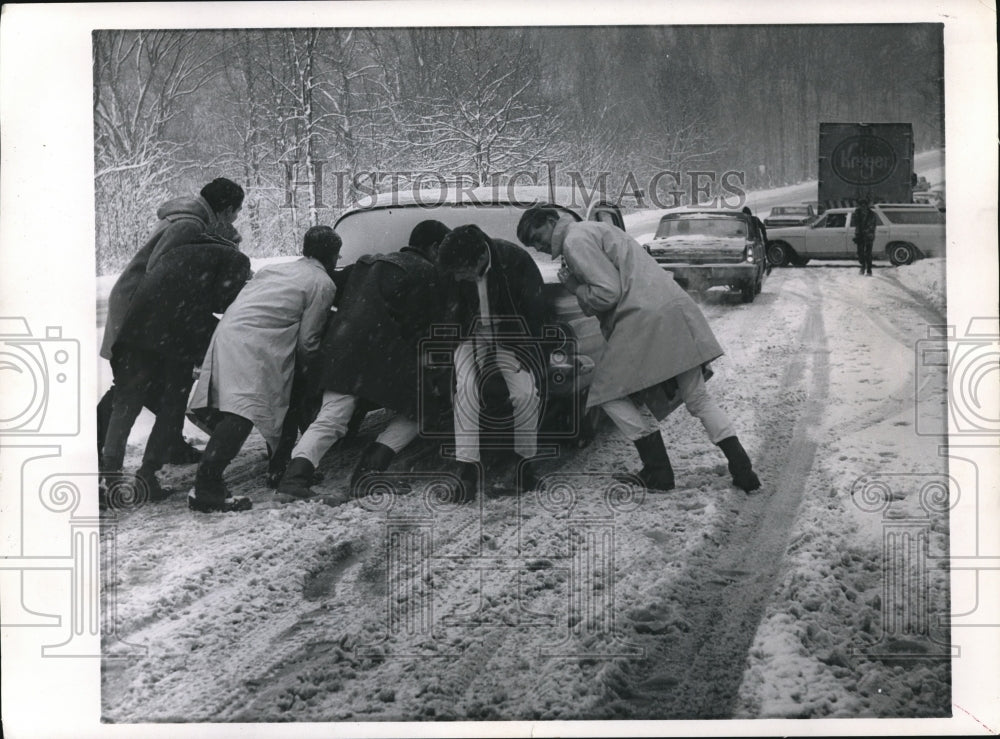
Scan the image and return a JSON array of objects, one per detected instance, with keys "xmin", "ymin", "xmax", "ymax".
[{"xmin": 331, "ymin": 186, "xmax": 629, "ymax": 445}]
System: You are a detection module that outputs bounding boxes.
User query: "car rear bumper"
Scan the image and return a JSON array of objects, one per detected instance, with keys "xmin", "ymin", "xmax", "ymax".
[{"xmin": 654, "ymin": 262, "xmax": 759, "ymax": 290}]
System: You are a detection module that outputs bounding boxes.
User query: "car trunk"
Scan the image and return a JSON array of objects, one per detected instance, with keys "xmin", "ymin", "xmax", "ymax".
[{"xmin": 648, "ymin": 235, "xmax": 748, "ymax": 264}]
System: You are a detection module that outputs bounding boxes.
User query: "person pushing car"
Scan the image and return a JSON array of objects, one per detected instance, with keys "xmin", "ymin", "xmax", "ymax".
[{"xmin": 517, "ymin": 206, "xmax": 761, "ymax": 494}]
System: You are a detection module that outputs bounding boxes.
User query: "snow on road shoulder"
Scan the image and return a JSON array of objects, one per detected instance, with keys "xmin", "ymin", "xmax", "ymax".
[
  {"xmin": 735, "ymin": 266, "xmax": 951, "ymax": 718},
  {"xmin": 889, "ymin": 258, "xmax": 946, "ymax": 318}
]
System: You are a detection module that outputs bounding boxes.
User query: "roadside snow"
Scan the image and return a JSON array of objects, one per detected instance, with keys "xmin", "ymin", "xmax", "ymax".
[{"xmin": 890, "ymin": 257, "xmax": 946, "ymax": 318}]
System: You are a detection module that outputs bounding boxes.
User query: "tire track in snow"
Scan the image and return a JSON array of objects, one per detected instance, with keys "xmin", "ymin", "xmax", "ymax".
[{"xmin": 606, "ymin": 273, "xmax": 830, "ymax": 719}]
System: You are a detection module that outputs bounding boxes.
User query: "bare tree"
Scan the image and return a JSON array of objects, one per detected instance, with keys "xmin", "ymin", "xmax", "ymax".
[
  {"xmin": 392, "ymin": 29, "xmax": 566, "ymax": 186},
  {"xmin": 93, "ymin": 31, "xmax": 223, "ymax": 272}
]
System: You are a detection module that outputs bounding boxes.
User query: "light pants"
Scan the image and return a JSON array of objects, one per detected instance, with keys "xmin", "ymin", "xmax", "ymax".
[
  {"xmin": 453, "ymin": 341, "xmax": 540, "ymax": 464},
  {"xmin": 601, "ymin": 365, "xmax": 734, "ymax": 444},
  {"xmin": 290, "ymin": 390, "xmax": 419, "ymax": 467}
]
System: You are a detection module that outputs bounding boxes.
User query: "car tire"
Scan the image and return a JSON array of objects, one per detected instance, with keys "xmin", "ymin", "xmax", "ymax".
[
  {"xmin": 767, "ymin": 241, "xmax": 792, "ymax": 267},
  {"xmin": 740, "ymin": 281, "xmax": 756, "ymax": 303},
  {"xmin": 888, "ymin": 242, "xmax": 917, "ymax": 266}
]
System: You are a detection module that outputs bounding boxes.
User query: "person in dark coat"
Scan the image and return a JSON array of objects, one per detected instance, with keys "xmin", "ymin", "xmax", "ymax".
[
  {"xmin": 277, "ymin": 220, "xmax": 452, "ymax": 500},
  {"xmin": 852, "ymin": 199, "xmax": 878, "ymax": 276},
  {"xmin": 742, "ymin": 206, "xmax": 770, "ymax": 274},
  {"xmin": 517, "ymin": 206, "xmax": 760, "ymax": 494},
  {"xmin": 99, "ymin": 233, "xmax": 251, "ymax": 503},
  {"xmin": 433, "ymin": 224, "xmax": 547, "ymax": 500},
  {"xmin": 97, "ymin": 178, "xmax": 245, "ymax": 464}
]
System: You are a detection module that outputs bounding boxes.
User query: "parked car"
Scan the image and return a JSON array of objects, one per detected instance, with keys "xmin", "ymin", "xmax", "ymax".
[
  {"xmin": 765, "ymin": 203, "xmax": 945, "ymax": 267},
  {"xmin": 913, "ymin": 189, "xmax": 946, "ymax": 211},
  {"xmin": 641, "ymin": 209, "xmax": 767, "ymax": 303},
  {"xmin": 764, "ymin": 204, "xmax": 816, "ymax": 228},
  {"xmin": 330, "ymin": 185, "xmax": 629, "ymax": 446}
]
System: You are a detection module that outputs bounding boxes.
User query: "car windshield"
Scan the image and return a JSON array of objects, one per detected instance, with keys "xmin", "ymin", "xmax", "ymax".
[
  {"xmin": 655, "ymin": 216, "xmax": 747, "ymax": 241},
  {"xmin": 773, "ymin": 207, "xmax": 809, "ymax": 216}
]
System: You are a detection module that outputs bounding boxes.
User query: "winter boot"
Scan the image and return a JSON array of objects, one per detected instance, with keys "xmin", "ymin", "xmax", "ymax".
[
  {"xmin": 349, "ymin": 442, "xmax": 397, "ymax": 495},
  {"xmin": 135, "ymin": 465, "xmax": 175, "ymax": 502},
  {"xmin": 277, "ymin": 457, "xmax": 318, "ymax": 499},
  {"xmin": 189, "ymin": 461, "xmax": 252, "ymax": 513},
  {"xmin": 632, "ymin": 431, "xmax": 675, "ymax": 493},
  {"xmin": 717, "ymin": 436, "xmax": 761, "ymax": 492}
]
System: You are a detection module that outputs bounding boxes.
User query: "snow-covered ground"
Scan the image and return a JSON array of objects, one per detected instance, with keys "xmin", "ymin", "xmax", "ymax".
[{"xmin": 97, "ymin": 163, "xmax": 953, "ymax": 723}]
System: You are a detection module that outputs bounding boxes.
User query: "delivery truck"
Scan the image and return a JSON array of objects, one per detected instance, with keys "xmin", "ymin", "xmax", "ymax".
[{"xmin": 818, "ymin": 122, "xmax": 914, "ymax": 212}]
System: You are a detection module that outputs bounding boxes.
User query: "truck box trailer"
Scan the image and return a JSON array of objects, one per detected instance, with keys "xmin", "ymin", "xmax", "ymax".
[{"xmin": 818, "ymin": 122, "xmax": 914, "ymax": 212}]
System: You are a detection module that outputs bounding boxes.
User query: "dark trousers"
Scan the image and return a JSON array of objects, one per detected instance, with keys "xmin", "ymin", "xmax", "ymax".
[
  {"xmin": 857, "ymin": 237, "xmax": 874, "ymax": 273},
  {"xmin": 195, "ymin": 374, "xmax": 309, "ymax": 486},
  {"xmin": 197, "ymin": 412, "xmax": 255, "ymax": 484},
  {"xmin": 100, "ymin": 344, "xmax": 194, "ymax": 473},
  {"xmin": 97, "ymin": 381, "xmax": 189, "ymax": 458}
]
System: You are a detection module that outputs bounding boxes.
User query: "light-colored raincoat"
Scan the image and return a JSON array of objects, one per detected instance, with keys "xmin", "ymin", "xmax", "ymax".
[
  {"xmin": 557, "ymin": 221, "xmax": 724, "ymax": 410},
  {"xmin": 189, "ymin": 257, "xmax": 336, "ymax": 449}
]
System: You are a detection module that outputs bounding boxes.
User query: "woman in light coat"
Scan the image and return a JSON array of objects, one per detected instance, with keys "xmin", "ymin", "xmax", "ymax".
[
  {"xmin": 187, "ymin": 226, "xmax": 340, "ymax": 513},
  {"xmin": 517, "ymin": 207, "xmax": 760, "ymax": 493}
]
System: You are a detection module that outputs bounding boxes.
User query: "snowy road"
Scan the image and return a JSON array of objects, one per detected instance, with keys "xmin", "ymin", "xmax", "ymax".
[{"xmin": 100, "ymin": 258, "xmax": 951, "ymax": 721}]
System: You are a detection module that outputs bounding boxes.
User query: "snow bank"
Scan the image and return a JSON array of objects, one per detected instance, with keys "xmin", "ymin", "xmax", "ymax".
[{"xmin": 890, "ymin": 258, "xmax": 946, "ymax": 318}]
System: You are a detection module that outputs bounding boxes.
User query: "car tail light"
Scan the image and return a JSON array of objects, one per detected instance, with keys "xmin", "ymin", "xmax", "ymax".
[{"xmin": 745, "ymin": 242, "xmax": 755, "ymax": 263}]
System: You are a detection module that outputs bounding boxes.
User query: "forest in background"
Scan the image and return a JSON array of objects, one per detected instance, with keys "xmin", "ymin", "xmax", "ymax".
[{"xmin": 93, "ymin": 25, "xmax": 943, "ymax": 273}]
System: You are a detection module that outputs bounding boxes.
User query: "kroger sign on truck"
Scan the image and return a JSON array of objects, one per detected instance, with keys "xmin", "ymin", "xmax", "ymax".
[{"xmin": 818, "ymin": 122, "xmax": 914, "ymax": 212}]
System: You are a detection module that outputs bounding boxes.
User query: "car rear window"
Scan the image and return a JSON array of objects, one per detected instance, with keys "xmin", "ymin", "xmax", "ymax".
[
  {"xmin": 878, "ymin": 209, "xmax": 945, "ymax": 225},
  {"xmin": 334, "ymin": 202, "xmax": 578, "ymax": 266},
  {"xmin": 655, "ymin": 217, "xmax": 747, "ymax": 240}
]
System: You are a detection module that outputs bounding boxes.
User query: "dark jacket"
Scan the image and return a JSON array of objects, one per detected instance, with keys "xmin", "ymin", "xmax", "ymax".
[
  {"xmin": 446, "ymin": 237, "xmax": 547, "ymax": 390},
  {"xmin": 114, "ymin": 234, "xmax": 251, "ymax": 366},
  {"xmin": 448, "ymin": 237, "xmax": 546, "ymax": 339},
  {"xmin": 320, "ymin": 247, "xmax": 445, "ymax": 418},
  {"xmin": 853, "ymin": 206, "xmax": 878, "ymax": 244},
  {"xmin": 101, "ymin": 196, "xmax": 217, "ymax": 360}
]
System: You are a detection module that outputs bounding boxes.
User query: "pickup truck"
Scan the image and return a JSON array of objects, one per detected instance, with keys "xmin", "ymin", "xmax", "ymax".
[
  {"xmin": 641, "ymin": 209, "xmax": 767, "ymax": 302},
  {"xmin": 765, "ymin": 203, "xmax": 945, "ymax": 267}
]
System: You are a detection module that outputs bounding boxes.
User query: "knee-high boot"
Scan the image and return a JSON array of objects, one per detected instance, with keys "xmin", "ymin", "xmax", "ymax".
[{"xmin": 633, "ymin": 431, "xmax": 675, "ymax": 493}]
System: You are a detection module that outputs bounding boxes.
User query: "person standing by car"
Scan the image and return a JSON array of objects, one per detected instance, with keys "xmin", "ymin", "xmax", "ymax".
[
  {"xmin": 853, "ymin": 199, "xmax": 878, "ymax": 276},
  {"xmin": 517, "ymin": 206, "xmax": 761, "ymax": 493},
  {"xmin": 99, "ymin": 232, "xmax": 251, "ymax": 505},
  {"xmin": 742, "ymin": 206, "xmax": 770, "ymax": 275},
  {"xmin": 187, "ymin": 226, "xmax": 341, "ymax": 513},
  {"xmin": 277, "ymin": 220, "xmax": 452, "ymax": 501},
  {"xmin": 434, "ymin": 224, "xmax": 546, "ymax": 500},
  {"xmin": 98, "ymin": 177, "xmax": 245, "ymax": 465}
]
